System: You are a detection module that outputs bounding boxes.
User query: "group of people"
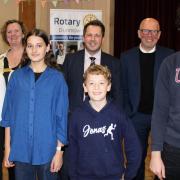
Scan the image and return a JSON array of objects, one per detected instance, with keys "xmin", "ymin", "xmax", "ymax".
[
  {"xmin": 0, "ymin": 20, "xmax": 68, "ymax": 180},
  {"xmin": 0, "ymin": 16, "xmax": 179, "ymax": 180}
]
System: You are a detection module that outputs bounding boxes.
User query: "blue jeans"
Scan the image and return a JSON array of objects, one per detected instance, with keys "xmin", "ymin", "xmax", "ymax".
[
  {"xmin": 161, "ymin": 143, "xmax": 180, "ymax": 180},
  {"xmin": 131, "ymin": 112, "xmax": 151, "ymax": 180},
  {"xmin": 15, "ymin": 161, "xmax": 58, "ymax": 180}
]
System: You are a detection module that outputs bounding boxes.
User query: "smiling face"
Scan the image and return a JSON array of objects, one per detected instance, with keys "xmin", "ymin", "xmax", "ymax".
[
  {"xmin": 6, "ymin": 22, "xmax": 24, "ymax": 47},
  {"xmin": 26, "ymin": 35, "xmax": 49, "ymax": 64},
  {"xmin": 83, "ymin": 25, "xmax": 104, "ymax": 55},
  {"xmin": 138, "ymin": 18, "xmax": 161, "ymax": 51},
  {"xmin": 83, "ymin": 74, "xmax": 111, "ymax": 104}
]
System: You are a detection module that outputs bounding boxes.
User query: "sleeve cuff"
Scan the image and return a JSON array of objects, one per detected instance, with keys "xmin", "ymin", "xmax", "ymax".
[{"xmin": 0, "ymin": 120, "xmax": 10, "ymax": 127}]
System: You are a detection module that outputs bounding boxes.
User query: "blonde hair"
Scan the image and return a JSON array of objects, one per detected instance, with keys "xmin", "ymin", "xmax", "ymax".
[
  {"xmin": 1, "ymin": 19, "xmax": 26, "ymax": 45},
  {"xmin": 83, "ymin": 64, "xmax": 111, "ymax": 84}
]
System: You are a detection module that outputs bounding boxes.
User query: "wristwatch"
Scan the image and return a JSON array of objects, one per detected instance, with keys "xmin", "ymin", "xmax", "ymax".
[{"xmin": 56, "ymin": 146, "xmax": 65, "ymax": 152}]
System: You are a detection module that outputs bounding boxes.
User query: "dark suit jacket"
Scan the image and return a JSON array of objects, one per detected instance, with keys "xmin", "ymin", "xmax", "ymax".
[
  {"xmin": 63, "ymin": 49, "xmax": 121, "ymax": 112},
  {"xmin": 120, "ymin": 45, "xmax": 174, "ymax": 116}
]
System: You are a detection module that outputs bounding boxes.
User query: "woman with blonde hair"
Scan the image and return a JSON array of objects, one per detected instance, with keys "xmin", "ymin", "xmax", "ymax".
[{"xmin": 0, "ymin": 19, "xmax": 26, "ymax": 180}]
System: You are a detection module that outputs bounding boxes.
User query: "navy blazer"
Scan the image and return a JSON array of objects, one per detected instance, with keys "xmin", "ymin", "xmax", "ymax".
[
  {"xmin": 120, "ymin": 46, "xmax": 174, "ymax": 116},
  {"xmin": 63, "ymin": 49, "xmax": 121, "ymax": 112}
]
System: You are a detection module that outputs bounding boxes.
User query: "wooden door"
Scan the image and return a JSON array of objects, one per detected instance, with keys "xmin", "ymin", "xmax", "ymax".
[{"xmin": 19, "ymin": 0, "xmax": 36, "ymax": 32}]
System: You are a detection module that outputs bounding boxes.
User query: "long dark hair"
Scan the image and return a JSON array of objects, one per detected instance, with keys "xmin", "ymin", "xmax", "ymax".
[{"xmin": 20, "ymin": 28, "xmax": 61, "ymax": 71}]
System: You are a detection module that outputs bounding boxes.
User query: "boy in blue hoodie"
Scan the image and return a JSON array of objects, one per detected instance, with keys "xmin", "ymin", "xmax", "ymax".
[{"xmin": 68, "ymin": 64, "xmax": 141, "ymax": 180}]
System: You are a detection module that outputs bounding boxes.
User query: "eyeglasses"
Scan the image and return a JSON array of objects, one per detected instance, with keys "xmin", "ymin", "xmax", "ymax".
[{"xmin": 139, "ymin": 29, "xmax": 160, "ymax": 36}]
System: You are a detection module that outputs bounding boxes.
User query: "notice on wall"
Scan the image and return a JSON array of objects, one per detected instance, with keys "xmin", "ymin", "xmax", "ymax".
[{"xmin": 50, "ymin": 9, "xmax": 102, "ymax": 65}]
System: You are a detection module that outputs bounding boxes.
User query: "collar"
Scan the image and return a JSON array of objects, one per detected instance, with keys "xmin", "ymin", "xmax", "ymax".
[
  {"xmin": 0, "ymin": 49, "xmax": 11, "ymax": 60},
  {"xmin": 84, "ymin": 96, "xmax": 112, "ymax": 111},
  {"xmin": 85, "ymin": 48, "xmax": 101, "ymax": 60},
  {"xmin": 0, "ymin": 49, "xmax": 11, "ymax": 74},
  {"xmin": 139, "ymin": 44, "xmax": 156, "ymax": 53}
]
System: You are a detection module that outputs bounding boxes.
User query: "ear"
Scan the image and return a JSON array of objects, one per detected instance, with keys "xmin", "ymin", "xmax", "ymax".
[
  {"xmin": 46, "ymin": 44, "xmax": 50, "ymax": 53},
  {"xmin": 107, "ymin": 83, "xmax": 111, "ymax": 92},
  {"xmin": 137, "ymin": 30, "xmax": 141, "ymax": 39},
  {"xmin": 82, "ymin": 36, "xmax": 85, "ymax": 43},
  {"xmin": 102, "ymin": 36, "xmax": 104, "ymax": 42},
  {"xmin": 157, "ymin": 31, "xmax": 161, "ymax": 39},
  {"xmin": 83, "ymin": 83, "xmax": 88, "ymax": 93}
]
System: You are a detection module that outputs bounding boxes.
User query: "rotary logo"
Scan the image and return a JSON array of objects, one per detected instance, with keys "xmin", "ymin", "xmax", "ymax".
[{"xmin": 83, "ymin": 14, "xmax": 97, "ymax": 25}]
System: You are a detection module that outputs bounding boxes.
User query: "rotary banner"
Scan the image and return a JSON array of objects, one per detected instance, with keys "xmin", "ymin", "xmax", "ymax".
[{"xmin": 50, "ymin": 9, "xmax": 102, "ymax": 65}]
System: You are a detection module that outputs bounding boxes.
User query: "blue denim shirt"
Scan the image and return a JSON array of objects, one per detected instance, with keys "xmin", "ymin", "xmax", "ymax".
[{"xmin": 1, "ymin": 65, "xmax": 68, "ymax": 165}]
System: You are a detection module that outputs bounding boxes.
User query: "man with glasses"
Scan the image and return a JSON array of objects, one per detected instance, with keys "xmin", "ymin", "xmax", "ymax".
[{"xmin": 120, "ymin": 18, "xmax": 174, "ymax": 180}]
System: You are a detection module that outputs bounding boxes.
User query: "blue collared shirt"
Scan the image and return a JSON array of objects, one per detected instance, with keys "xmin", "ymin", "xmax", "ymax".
[{"xmin": 1, "ymin": 65, "xmax": 68, "ymax": 165}]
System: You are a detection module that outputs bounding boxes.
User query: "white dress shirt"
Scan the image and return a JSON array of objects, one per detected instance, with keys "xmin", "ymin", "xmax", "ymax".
[
  {"xmin": 139, "ymin": 44, "xmax": 156, "ymax": 53},
  {"xmin": 0, "ymin": 74, "xmax": 6, "ymax": 121},
  {"xmin": 84, "ymin": 49, "xmax": 101, "ymax": 72}
]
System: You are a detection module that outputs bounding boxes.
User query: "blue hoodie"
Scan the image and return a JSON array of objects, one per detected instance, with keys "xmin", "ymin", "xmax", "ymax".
[{"xmin": 68, "ymin": 99, "xmax": 141, "ymax": 180}]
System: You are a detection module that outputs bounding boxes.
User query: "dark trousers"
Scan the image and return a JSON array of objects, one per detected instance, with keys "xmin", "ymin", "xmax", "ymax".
[
  {"xmin": 15, "ymin": 161, "xmax": 58, "ymax": 180},
  {"xmin": 156, "ymin": 143, "xmax": 180, "ymax": 180},
  {"xmin": 0, "ymin": 163, "xmax": 2, "ymax": 180},
  {"xmin": 8, "ymin": 167, "xmax": 15, "ymax": 180},
  {"xmin": 130, "ymin": 112, "xmax": 151, "ymax": 180},
  {"xmin": 0, "ymin": 127, "xmax": 15, "ymax": 180},
  {"xmin": 0, "ymin": 166, "xmax": 15, "ymax": 180},
  {"xmin": 58, "ymin": 147, "xmax": 70, "ymax": 180}
]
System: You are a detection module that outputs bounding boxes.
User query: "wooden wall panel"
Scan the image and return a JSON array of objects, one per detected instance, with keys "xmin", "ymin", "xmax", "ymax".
[
  {"xmin": 0, "ymin": 1, "xmax": 18, "ymax": 52},
  {"xmin": 19, "ymin": 0, "xmax": 36, "ymax": 32}
]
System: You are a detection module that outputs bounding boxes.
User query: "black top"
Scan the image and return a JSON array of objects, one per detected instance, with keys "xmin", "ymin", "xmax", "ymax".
[
  {"xmin": 34, "ymin": 72, "xmax": 42, "ymax": 81},
  {"xmin": 138, "ymin": 50, "xmax": 155, "ymax": 114},
  {"xmin": 3, "ymin": 57, "xmax": 18, "ymax": 85}
]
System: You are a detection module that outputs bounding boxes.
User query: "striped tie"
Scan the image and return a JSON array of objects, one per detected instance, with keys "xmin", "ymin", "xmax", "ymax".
[{"xmin": 89, "ymin": 57, "xmax": 96, "ymax": 66}]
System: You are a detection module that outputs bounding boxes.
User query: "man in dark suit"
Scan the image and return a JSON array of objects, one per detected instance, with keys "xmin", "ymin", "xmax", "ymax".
[
  {"xmin": 60, "ymin": 19, "xmax": 121, "ymax": 180},
  {"xmin": 120, "ymin": 18, "xmax": 174, "ymax": 180},
  {"xmin": 63, "ymin": 19, "xmax": 121, "ymax": 112}
]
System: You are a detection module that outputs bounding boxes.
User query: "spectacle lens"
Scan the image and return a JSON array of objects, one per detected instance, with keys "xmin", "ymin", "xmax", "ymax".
[{"xmin": 140, "ymin": 29, "xmax": 160, "ymax": 36}]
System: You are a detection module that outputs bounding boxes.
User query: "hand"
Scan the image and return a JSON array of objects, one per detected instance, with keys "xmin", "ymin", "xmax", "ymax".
[
  {"xmin": 120, "ymin": 174, "xmax": 124, "ymax": 180},
  {"xmin": 150, "ymin": 151, "xmax": 165, "ymax": 180},
  {"xmin": 3, "ymin": 147, "xmax": 15, "ymax": 168},
  {"xmin": 50, "ymin": 151, "xmax": 63, "ymax": 173}
]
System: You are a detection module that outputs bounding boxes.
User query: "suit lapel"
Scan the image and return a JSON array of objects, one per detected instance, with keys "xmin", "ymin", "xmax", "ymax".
[
  {"xmin": 132, "ymin": 48, "xmax": 141, "ymax": 109},
  {"xmin": 78, "ymin": 50, "xmax": 85, "ymax": 99},
  {"xmin": 101, "ymin": 51, "xmax": 113, "ymax": 66},
  {"xmin": 78, "ymin": 50, "xmax": 85, "ymax": 77},
  {"xmin": 101, "ymin": 52, "xmax": 106, "ymax": 65},
  {"xmin": 154, "ymin": 46, "xmax": 161, "ymax": 87}
]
